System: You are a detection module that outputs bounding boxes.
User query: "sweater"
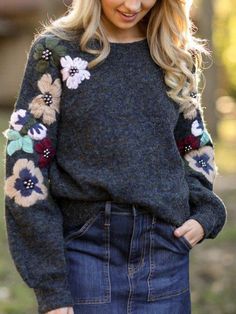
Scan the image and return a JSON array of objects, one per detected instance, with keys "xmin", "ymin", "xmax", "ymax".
[{"xmin": 3, "ymin": 32, "xmax": 227, "ymax": 313}]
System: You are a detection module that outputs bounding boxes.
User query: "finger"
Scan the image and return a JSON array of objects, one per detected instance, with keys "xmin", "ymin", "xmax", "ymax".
[
  {"xmin": 174, "ymin": 222, "xmax": 191, "ymax": 237},
  {"xmin": 68, "ymin": 307, "xmax": 74, "ymax": 314}
]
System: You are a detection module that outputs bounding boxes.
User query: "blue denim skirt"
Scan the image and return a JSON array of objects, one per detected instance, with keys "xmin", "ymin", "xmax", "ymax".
[{"xmin": 64, "ymin": 201, "xmax": 192, "ymax": 314}]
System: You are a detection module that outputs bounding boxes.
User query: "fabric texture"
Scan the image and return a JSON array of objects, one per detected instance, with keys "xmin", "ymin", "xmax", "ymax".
[
  {"xmin": 65, "ymin": 201, "xmax": 191, "ymax": 314},
  {"xmin": 3, "ymin": 32, "xmax": 227, "ymax": 313}
]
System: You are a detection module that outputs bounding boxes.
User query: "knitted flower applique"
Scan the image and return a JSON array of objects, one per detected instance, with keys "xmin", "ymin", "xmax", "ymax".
[
  {"xmin": 177, "ymin": 135, "xmax": 200, "ymax": 156},
  {"xmin": 35, "ymin": 138, "xmax": 56, "ymax": 168},
  {"xmin": 28, "ymin": 74, "xmax": 61, "ymax": 125},
  {"xmin": 3, "ymin": 129, "xmax": 33, "ymax": 156},
  {"xmin": 3, "ymin": 109, "xmax": 48, "ymax": 156},
  {"xmin": 184, "ymin": 146, "xmax": 216, "ymax": 183},
  {"xmin": 60, "ymin": 55, "xmax": 91, "ymax": 89},
  {"xmin": 191, "ymin": 119, "xmax": 204, "ymax": 137},
  {"xmin": 33, "ymin": 37, "xmax": 67, "ymax": 73},
  {"xmin": 4, "ymin": 158, "xmax": 48, "ymax": 207}
]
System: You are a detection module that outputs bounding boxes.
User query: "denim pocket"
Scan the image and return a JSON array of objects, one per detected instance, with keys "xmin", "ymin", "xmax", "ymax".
[
  {"xmin": 170, "ymin": 224, "xmax": 193, "ymax": 250},
  {"xmin": 64, "ymin": 210, "xmax": 111, "ymax": 304},
  {"xmin": 147, "ymin": 217, "xmax": 190, "ymax": 301}
]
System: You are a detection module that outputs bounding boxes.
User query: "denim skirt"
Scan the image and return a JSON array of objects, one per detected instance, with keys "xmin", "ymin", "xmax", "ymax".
[{"xmin": 64, "ymin": 201, "xmax": 192, "ymax": 314}]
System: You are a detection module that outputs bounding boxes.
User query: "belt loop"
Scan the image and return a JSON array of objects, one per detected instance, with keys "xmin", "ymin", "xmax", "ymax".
[
  {"xmin": 104, "ymin": 201, "xmax": 111, "ymax": 226},
  {"xmin": 132, "ymin": 204, "xmax": 137, "ymax": 217}
]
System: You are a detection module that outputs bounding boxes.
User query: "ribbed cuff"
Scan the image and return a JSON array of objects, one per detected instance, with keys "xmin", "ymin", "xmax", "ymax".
[
  {"xmin": 189, "ymin": 208, "xmax": 216, "ymax": 244},
  {"xmin": 34, "ymin": 279, "xmax": 74, "ymax": 314}
]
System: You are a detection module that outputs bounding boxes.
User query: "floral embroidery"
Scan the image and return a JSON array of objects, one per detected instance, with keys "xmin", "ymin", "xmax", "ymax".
[
  {"xmin": 60, "ymin": 55, "xmax": 91, "ymax": 89},
  {"xmin": 28, "ymin": 123, "xmax": 47, "ymax": 140},
  {"xmin": 4, "ymin": 159, "xmax": 47, "ymax": 207},
  {"xmin": 28, "ymin": 74, "xmax": 61, "ymax": 125},
  {"xmin": 191, "ymin": 119, "xmax": 204, "ymax": 137},
  {"xmin": 177, "ymin": 135, "xmax": 200, "ymax": 156},
  {"xmin": 33, "ymin": 37, "xmax": 67, "ymax": 73},
  {"xmin": 3, "ymin": 129, "xmax": 33, "ymax": 156},
  {"xmin": 184, "ymin": 146, "xmax": 216, "ymax": 183},
  {"xmin": 200, "ymin": 131, "xmax": 212, "ymax": 147},
  {"xmin": 35, "ymin": 138, "xmax": 56, "ymax": 168},
  {"xmin": 10, "ymin": 109, "xmax": 31, "ymax": 132},
  {"xmin": 9, "ymin": 109, "xmax": 47, "ymax": 140}
]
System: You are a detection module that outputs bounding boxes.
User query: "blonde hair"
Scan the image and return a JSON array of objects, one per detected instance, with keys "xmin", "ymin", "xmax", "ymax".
[{"xmin": 38, "ymin": 0, "xmax": 210, "ymax": 119}]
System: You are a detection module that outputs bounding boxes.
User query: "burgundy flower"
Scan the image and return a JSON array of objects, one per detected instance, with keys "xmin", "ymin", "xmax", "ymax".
[
  {"xmin": 35, "ymin": 138, "xmax": 56, "ymax": 168},
  {"xmin": 177, "ymin": 135, "xmax": 200, "ymax": 156}
]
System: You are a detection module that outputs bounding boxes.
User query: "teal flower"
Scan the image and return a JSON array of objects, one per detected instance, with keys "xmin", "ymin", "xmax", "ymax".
[
  {"xmin": 33, "ymin": 37, "xmax": 67, "ymax": 73},
  {"xmin": 3, "ymin": 129, "xmax": 33, "ymax": 156}
]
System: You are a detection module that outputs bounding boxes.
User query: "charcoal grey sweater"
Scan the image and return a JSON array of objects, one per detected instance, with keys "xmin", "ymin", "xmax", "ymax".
[{"xmin": 3, "ymin": 32, "xmax": 227, "ymax": 313}]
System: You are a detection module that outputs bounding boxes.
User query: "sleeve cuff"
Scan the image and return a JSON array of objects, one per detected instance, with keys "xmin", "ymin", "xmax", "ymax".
[
  {"xmin": 189, "ymin": 208, "xmax": 216, "ymax": 244},
  {"xmin": 34, "ymin": 278, "xmax": 74, "ymax": 314}
]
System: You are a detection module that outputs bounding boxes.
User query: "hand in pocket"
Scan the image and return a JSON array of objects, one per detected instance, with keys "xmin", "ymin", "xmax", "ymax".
[{"xmin": 173, "ymin": 218, "xmax": 205, "ymax": 247}]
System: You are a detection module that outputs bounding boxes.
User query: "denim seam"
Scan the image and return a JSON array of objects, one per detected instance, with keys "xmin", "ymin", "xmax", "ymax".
[
  {"xmin": 147, "ymin": 215, "xmax": 190, "ymax": 301},
  {"xmin": 64, "ymin": 210, "xmax": 102, "ymax": 244},
  {"xmin": 127, "ymin": 214, "xmax": 146, "ymax": 275},
  {"xmin": 127, "ymin": 209, "xmax": 136, "ymax": 314}
]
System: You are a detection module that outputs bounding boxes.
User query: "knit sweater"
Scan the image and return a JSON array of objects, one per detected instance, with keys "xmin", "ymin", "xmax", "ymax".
[{"xmin": 3, "ymin": 32, "xmax": 227, "ymax": 313}]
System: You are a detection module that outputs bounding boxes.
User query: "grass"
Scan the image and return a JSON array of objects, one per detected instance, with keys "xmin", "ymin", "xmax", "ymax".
[{"xmin": 0, "ymin": 110, "xmax": 235, "ymax": 313}]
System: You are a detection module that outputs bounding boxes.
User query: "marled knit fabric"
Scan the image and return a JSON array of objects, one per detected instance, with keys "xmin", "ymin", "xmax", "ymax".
[{"xmin": 3, "ymin": 32, "xmax": 227, "ymax": 313}]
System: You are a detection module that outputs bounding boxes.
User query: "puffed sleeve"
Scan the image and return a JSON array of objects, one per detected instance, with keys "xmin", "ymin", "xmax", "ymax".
[
  {"xmin": 174, "ymin": 95, "xmax": 227, "ymax": 243},
  {"xmin": 3, "ymin": 33, "xmax": 74, "ymax": 313}
]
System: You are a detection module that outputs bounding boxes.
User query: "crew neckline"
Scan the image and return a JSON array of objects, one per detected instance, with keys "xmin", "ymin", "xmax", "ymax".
[{"xmin": 109, "ymin": 37, "xmax": 147, "ymax": 46}]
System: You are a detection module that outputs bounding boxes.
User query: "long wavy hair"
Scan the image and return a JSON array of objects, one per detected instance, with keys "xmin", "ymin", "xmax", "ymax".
[{"xmin": 38, "ymin": 0, "xmax": 210, "ymax": 119}]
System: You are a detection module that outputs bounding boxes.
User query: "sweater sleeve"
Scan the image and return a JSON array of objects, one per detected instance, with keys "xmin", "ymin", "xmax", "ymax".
[
  {"xmin": 3, "ymin": 34, "xmax": 74, "ymax": 313},
  {"xmin": 174, "ymin": 99, "xmax": 227, "ymax": 243}
]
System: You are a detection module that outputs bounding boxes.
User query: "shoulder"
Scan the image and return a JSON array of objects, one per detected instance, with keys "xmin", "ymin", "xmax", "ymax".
[{"xmin": 24, "ymin": 31, "xmax": 74, "ymax": 80}]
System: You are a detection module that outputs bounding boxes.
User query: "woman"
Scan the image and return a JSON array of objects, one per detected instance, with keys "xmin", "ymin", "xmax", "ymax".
[{"xmin": 3, "ymin": 0, "xmax": 227, "ymax": 313}]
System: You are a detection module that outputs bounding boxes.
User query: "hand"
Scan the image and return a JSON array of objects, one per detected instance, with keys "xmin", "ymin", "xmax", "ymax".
[
  {"xmin": 173, "ymin": 219, "xmax": 205, "ymax": 247},
  {"xmin": 46, "ymin": 307, "xmax": 74, "ymax": 314}
]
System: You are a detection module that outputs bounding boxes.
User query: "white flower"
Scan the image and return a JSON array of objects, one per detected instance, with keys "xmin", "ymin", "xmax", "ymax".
[
  {"xmin": 191, "ymin": 119, "xmax": 204, "ymax": 137},
  {"xmin": 27, "ymin": 123, "xmax": 47, "ymax": 140},
  {"xmin": 10, "ymin": 109, "xmax": 31, "ymax": 131},
  {"xmin": 60, "ymin": 55, "xmax": 91, "ymax": 89}
]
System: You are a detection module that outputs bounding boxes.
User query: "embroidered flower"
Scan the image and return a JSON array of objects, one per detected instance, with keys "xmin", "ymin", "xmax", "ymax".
[
  {"xmin": 28, "ymin": 74, "xmax": 61, "ymax": 125},
  {"xmin": 10, "ymin": 109, "xmax": 47, "ymax": 141},
  {"xmin": 10, "ymin": 109, "xmax": 31, "ymax": 132},
  {"xmin": 4, "ymin": 159, "xmax": 47, "ymax": 207},
  {"xmin": 191, "ymin": 119, "xmax": 204, "ymax": 137},
  {"xmin": 184, "ymin": 146, "xmax": 216, "ymax": 183},
  {"xmin": 9, "ymin": 109, "xmax": 47, "ymax": 139},
  {"xmin": 33, "ymin": 37, "xmax": 67, "ymax": 73},
  {"xmin": 60, "ymin": 55, "xmax": 91, "ymax": 89},
  {"xmin": 35, "ymin": 138, "xmax": 56, "ymax": 168},
  {"xmin": 177, "ymin": 135, "xmax": 200, "ymax": 156},
  {"xmin": 3, "ymin": 129, "xmax": 33, "ymax": 156},
  {"xmin": 28, "ymin": 123, "xmax": 47, "ymax": 140}
]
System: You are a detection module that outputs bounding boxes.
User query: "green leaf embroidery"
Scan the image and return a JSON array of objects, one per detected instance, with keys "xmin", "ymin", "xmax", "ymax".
[
  {"xmin": 3, "ymin": 129, "xmax": 21, "ymax": 141},
  {"xmin": 36, "ymin": 60, "xmax": 48, "ymax": 73},
  {"xmin": 22, "ymin": 136, "xmax": 34, "ymax": 153},
  {"xmin": 7, "ymin": 138, "xmax": 23, "ymax": 156},
  {"xmin": 200, "ymin": 131, "xmax": 212, "ymax": 146},
  {"xmin": 45, "ymin": 37, "xmax": 60, "ymax": 50},
  {"xmin": 5, "ymin": 129, "xmax": 34, "ymax": 156}
]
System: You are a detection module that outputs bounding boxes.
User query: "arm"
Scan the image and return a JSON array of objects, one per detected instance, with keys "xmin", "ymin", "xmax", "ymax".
[
  {"xmin": 174, "ymin": 98, "xmax": 227, "ymax": 243},
  {"xmin": 3, "ymin": 34, "xmax": 73, "ymax": 313}
]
